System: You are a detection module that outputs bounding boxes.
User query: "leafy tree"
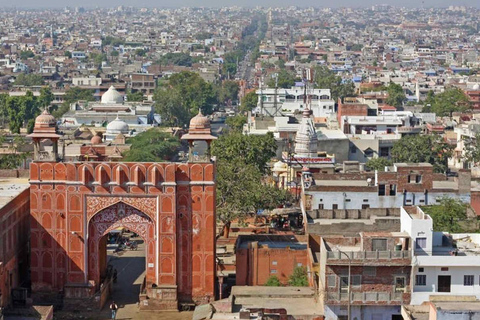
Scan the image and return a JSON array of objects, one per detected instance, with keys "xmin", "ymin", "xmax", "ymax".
[
  {"xmin": 14, "ymin": 73, "xmax": 45, "ymax": 86},
  {"xmin": 313, "ymin": 66, "xmax": 355, "ymax": 102},
  {"xmin": 20, "ymin": 50, "xmax": 35, "ymax": 60},
  {"xmin": 126, "ymin": 91, "xmax": 144, "ymax": 102},
  {"xmin": 225, "ymin": 115, "xmax": 247, "ymax": 131},
  {"xmin": 213, "ymin": 131, "xmax": 290, "ymax": 237},
  {"xmin": 158, "ymin": 52, "xmax": 193, "ymax": 67},
  {"xmin": 391, "ymin": 135, "xmax": 453, "ymax": 173},
  {"xmin": 463, "ymin": 133, "xmax": 480, "ymax": 166},
  {"xmin": 195, "ymin": 32, "xmax": 213, "ymax": 40},
  {"xmin": 64, "ymin": 51, "xmax": 72, "ymax": 58},
  {"xmin": 135, "ymin": 48, "xmax": 147, "ymax": 57},
  {"xmin": 110, "ymin": 50, "xmax": 119, "ymax": 57},
  {"xmin": 154, "ymin": 71, "xmax": 216, "ymax": 126},
  {"xmin": 422, "ymin": 197, "xmax": 468, "ymax": 233},
  {"xmin": 385, "ymin": 83, "xmax": 406, "ymax": 108},
  {"xmin": 240, "ymin": 91, "xmax": 258, "ymax": 112},
  {"xmin": 52, "ymin": 87, "xmax": 95, "ymax": 118},
  {"xmin": 288, "ymin": 266, "xmax": 309, "ymax": 287},
  {"xmin": 218, "ymin": 81, "xmax": 239, "ymax": 105},
  {"xmin": 265, "ymin": 275, "xmax": 282, "ymax": 286},
  {"xmin": 366, "ymin": 158, "xmax": 393, "ymax": 171},
  {"xmin": 123, "ymin": 129, "xmax": 180, "ymax": 162},
  {"xmin": 267, "ymin": 69, "xmax": 296, "ymax": 89},
  {"xmin": 211, "ymin": 131, "xmax": 277, "ymax": 174},
  {"xmin": 102, "ymin": 36, "xmax": 125, "ymax": 47},
  {"xmin": 423, "ymin": 88, "xmax": 470, "ymax": 117},
  {"xmin": 38, "ymin": 87, "xmax": 54, "ymax": 109}
]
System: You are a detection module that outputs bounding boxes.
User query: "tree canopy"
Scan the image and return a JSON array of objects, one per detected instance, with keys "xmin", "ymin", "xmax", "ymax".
[
  {"xmin": 288, "ymin": 266, "xmax": 309, "ymax": 287},
  {"xmin": 154, "ymin": 71, "xmax": 216, "ymax": 127},
  {"xmin": 212, "ymin": 131, "xmax": 291, "ymax": 237},
  {"xmin": 14, "ymin": 73, "xmax": 45, "ymax": 86},
  {"xmin": 463, "ymin": 133, "xmax": 480, "ymax": 166},
  {"xmin": 122, "ymin": 129, "xmax": 180, "ymax": 162},
  {"xmin": 391, "ymin": 134, "xmax": 453, "ymax": 173},
  {"xmin": 422, "ymin": 197, "xmax": 468, "ymax": 233},
  {"xmin": 385, "ymin": 83, "xmax": 406, "ymax": 108},
  {"xmin": 218, "ymin": 81, "xmax": 239, "ymax": 105},
  {"xmin": 366, "ymin": 158, "xmax": 393, "ymax": 171},
  {"xmin": 423, "ymin": 87, "xmax": 471, "ymax": 117},
  {"xmin": 240, "ymin": 91, "xmax": 258, "ymax": 112},
  {"xmin": 267, "ymin": 69, "xmax": 297, "ymax": 89},
  {"xmin": 313, "ymin": 66, "xmax": 355, "ymax": 102},
  {"xmin": 52, "ymin": 87, "xmax": 95, "ymax": 118},
  {"xmin": 225, "ymin": 115, "xmax": 247, "ymax": 131},
  {"xmin": 157, "ymin": 52, "xmax": 193, "ymax": 67},
  {"xmin": 126, "ymin": 91, "xmax": 145, "ymax": 102}
]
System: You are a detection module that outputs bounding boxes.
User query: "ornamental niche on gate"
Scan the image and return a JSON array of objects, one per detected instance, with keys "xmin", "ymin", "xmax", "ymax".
[{"xmin": 28, "ymin": 109, "xmax": 217, "ymax": 310}]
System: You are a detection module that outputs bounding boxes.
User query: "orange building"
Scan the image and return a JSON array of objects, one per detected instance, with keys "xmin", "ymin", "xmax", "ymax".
[
  {"xmin": 0, "ymin": 180, "xmax": 30, "ymax": 309},
  {"xmin": 236, "ymin": 235, "xmax": 308, "ymax": 286},
  {"xmin": 28, "ymin": 110, "xmax": 217, "ymax": 310}
]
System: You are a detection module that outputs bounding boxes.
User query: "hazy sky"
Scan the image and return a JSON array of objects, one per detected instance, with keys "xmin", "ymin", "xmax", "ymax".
[{"xmin": 0, "ymin": 0, "xmax": 475, "ymax": 9}]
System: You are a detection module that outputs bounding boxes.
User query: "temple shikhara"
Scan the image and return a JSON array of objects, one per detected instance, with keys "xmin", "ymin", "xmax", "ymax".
[{"xmin": 27, "ymin": 108, "xmax": 217, "ymax": 310}]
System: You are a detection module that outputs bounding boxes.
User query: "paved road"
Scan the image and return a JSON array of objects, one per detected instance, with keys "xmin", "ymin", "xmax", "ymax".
[{"xmin": 52, "ymin": 236, "xmax": 193, "ymax": 320}]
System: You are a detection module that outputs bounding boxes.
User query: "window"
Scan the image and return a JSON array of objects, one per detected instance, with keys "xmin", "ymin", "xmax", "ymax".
[
  {"xmin": 441, "ymin": 267, "xmax": 449, "ymax": 272},
  {"xmin": 327, "ymin": 275, "xmax": 336, "ymax": 287},
  {"xmin": 372, "ymin": 239, "xmax": 387, "ymax": 251},
  {"xmin": 362, "ymin": 204, "xmax": 370, "ymax": 209},
  {"xmin": 419, "ymin": 268, "xmax": 424, "ymax": 273},
  {"xmin": 416, "ymin": 175, "xmax": 422, "ymax": 183},
  {"xmin": 297, "ymin": 263, "xmax": 303, "ymax": 267},
  {"xmin": 345, "ymin": 199, "xmax": 351, "ymax": 202},
  {"xmin": 272, "ymin": 261, "xmax": 277, "ymax": 265},
  {"xmin": 363, "ymin": 199, "xmax": 369, "ymax": 202},
  {"xmin": 351, "ymin": 275, "xmax": 361, "ymax": 286},
  {"xmin": 415, "ymin": 275, "xmax": 426, "ymax": 286},
  {"xmin": 318, "ymin": 204, "xmax": 324, "ymax": 210},
  {"xmin": 464, "ymin": 275, "xmax": 474, "ymax": 286},
  {"xmin": 270, "ymin": 269, "xmax": 277, "ymax": 274},
  {"xmin": 363, "ymin": 267, "xmax": 376, "ymax": 276},
  {"xmin": 416, "ymin": 238, "xmax": 427, "ymax": 249},
  {"xmin": 395, "ymin": 276, "xmax": 406, "ymax": 292},
  {"xmin": 378, "ymin": 184, "xmax": 386, "ymax": 196},
  {"xmin": 390, "ymin": 184, "xmax": 397, "ymax": 196},
  {"xmin": 332, "ymin": 204, "xmax": 338, "ymax": 210}
]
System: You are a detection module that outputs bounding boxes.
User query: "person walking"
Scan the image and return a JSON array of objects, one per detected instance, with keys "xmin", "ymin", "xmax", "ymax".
[{"xmin": 110, "ymin": 301, "xmax": 118, "ymax": 319}]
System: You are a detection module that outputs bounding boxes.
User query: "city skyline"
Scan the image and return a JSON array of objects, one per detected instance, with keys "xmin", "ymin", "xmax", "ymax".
[{"xmin": 0, "ymin": 0, "xmax": 475, "ymax": 9}]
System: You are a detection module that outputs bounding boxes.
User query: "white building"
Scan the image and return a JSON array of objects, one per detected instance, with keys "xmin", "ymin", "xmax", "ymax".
[
  {"xmin": 254, "ymin": 86, "xmax": 335, "ymax": 118},
  {"xmin": 401, "ymin": 207, "xmax": 480, "ymax": 305}
]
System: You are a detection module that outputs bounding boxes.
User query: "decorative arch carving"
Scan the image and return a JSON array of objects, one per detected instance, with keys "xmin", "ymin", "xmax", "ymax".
[{"xmin": 86, "ymin": 196, "xmax": 157, "ymax": 222}]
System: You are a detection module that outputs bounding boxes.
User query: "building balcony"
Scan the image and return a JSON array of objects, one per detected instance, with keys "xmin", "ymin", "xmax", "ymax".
[
  {"xmin": 397, "ymin": 126, "xmax": 423, "ymax": 134},
  {"xmin": 326, "ymin": 291, "xmax": 406, "ymax": 304},
  {"xmin": 326, "ymin": 250, "xmax": 411, "ymax": 265}
]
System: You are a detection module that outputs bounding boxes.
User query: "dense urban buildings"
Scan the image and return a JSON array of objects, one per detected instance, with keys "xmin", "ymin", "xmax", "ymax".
[{"xmin": 1, "ymin": 3, "xmax": 480, "ymax": 320}]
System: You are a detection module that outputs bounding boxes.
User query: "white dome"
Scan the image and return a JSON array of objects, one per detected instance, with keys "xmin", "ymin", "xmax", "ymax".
[
  {"xmin": 473, "ymin": 83, "xmax": 480, "ymax": 90},
  {"xmin": 101, "ymin": 86, "xmax": 123, "ymax": 104},
  {"xmin": 106, "ymin": 116, "xmax": 129, "ymax": 135}
]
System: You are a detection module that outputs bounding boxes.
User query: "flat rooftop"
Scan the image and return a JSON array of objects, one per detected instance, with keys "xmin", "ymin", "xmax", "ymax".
[
  {"xmin": 237, "ymin": 235, "xmax": 307, "ymax": 250},
  {"xmin": 0, "ymin": 178, "xmax": 29, "ymax": 208}
]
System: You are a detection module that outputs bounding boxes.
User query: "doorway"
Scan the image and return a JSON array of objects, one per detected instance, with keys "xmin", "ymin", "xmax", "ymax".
[{"xmin": 438, "ymin": 275, "xmax": 451, "ymax": 292}]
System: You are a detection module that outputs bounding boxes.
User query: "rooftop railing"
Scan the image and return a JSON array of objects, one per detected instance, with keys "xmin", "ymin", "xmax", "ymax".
[
  {"xmin": 327, "ymin": 291, "xmax": 405, "ymax": 302},
  {"xmin": 327, "ymin": 250, "xmax": 411, "ymax": 260}
]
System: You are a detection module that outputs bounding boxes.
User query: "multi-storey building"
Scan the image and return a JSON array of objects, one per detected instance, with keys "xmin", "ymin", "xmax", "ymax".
[{"xmin": 318, "ymin": 232, "xmax": 412, "ymax": 320}]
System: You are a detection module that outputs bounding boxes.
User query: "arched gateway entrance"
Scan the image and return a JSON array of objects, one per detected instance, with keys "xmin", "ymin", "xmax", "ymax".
[
  {"xmin": 88, "ymin": 202, "xmax": 155, "ymax": 287},
  {"xmin": 28, "ymin": 109, "xmax": 217, "ymax": 311}
]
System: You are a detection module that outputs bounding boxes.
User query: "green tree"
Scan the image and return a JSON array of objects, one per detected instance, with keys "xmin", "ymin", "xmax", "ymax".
[
  {"xmin": 422, "ymin": 197, "xmax": 468, "ymax": 233},
  {"xmin": 391, "ymin": 135, "xmax": 453, "ymax": 173},
  {"xmin": 225, "ymin": 115, "xmax": 247, "ymax": 131},
  {"xmin": 423, "ymin": 88, "xmax": 470, "ymax": 117},
  {"xmin": 213, "ymin": 131, "xmax": 289, "ymax": 237},
  {"xmin": 14, "ymin": 73, "xmax": 45, "ymax": 86},
  {"xmin": 464, "ymin": 133, "xmax": 480, "ymax": 166},
  {"xmin": 122, "ymin": 129, "xmax": 180, "ymax": 162},
  {"xmin": 313, "ymin": 66, "xmax": 355, "ymax": 102},
  {"xmin": 20, "ymin": 50, "xmax": 35, "ymax": 60},
  {"xmin": 110, "ymin": 50, "xmax": 119, "ymax": 57},
  {"xmin": 126, "ymin": 91, "xmax": 144, "ymax": 102},
  {"xmin": 135, "ymin": 48, "xmax": 147, "ymax": 57},
  {"xmin": 288, "ymin": 266, "xmax": 309, "ymax": 287},
  {"xmin": 366, "ymin": 158, "xmax": 393, "ymax": 171},
  {"xmin": 38, "ymin": 87, "xmax": 54, "ymax": 109},
  {"xmin": 240, "ymin": 91, "xmax": 258, "ymax": 112},
  {"xmin": 52, "ymin": 87, "xmax": 95, "ymax": 118},
  {"xmin": 154, "ymin": 71, "xmax": 216, "ymax": 127},
  {"xmin": 64, "ymin": 51, "xmax": 72, "ymax": 58},
  {"xmin": 211, "ymin": 131, "xmax": 277, "ymax": 174},
  {"xmin": 218, "ymin": 81, "xmax": 239, "ymax": 105},
  {"xmin": 158, "ymin": 52, "xmax": 193, "ymax": 67},
  {"xmin": 265, "ymin": 275, "xmax": 282, "ymax": 286},
  {"xmin": 267, "ymin": 69, "xmax": 296, "ymax": 89},
  {"xmin": 385, "ymin": 83, "xmax": 406, "ymax": 108}
]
